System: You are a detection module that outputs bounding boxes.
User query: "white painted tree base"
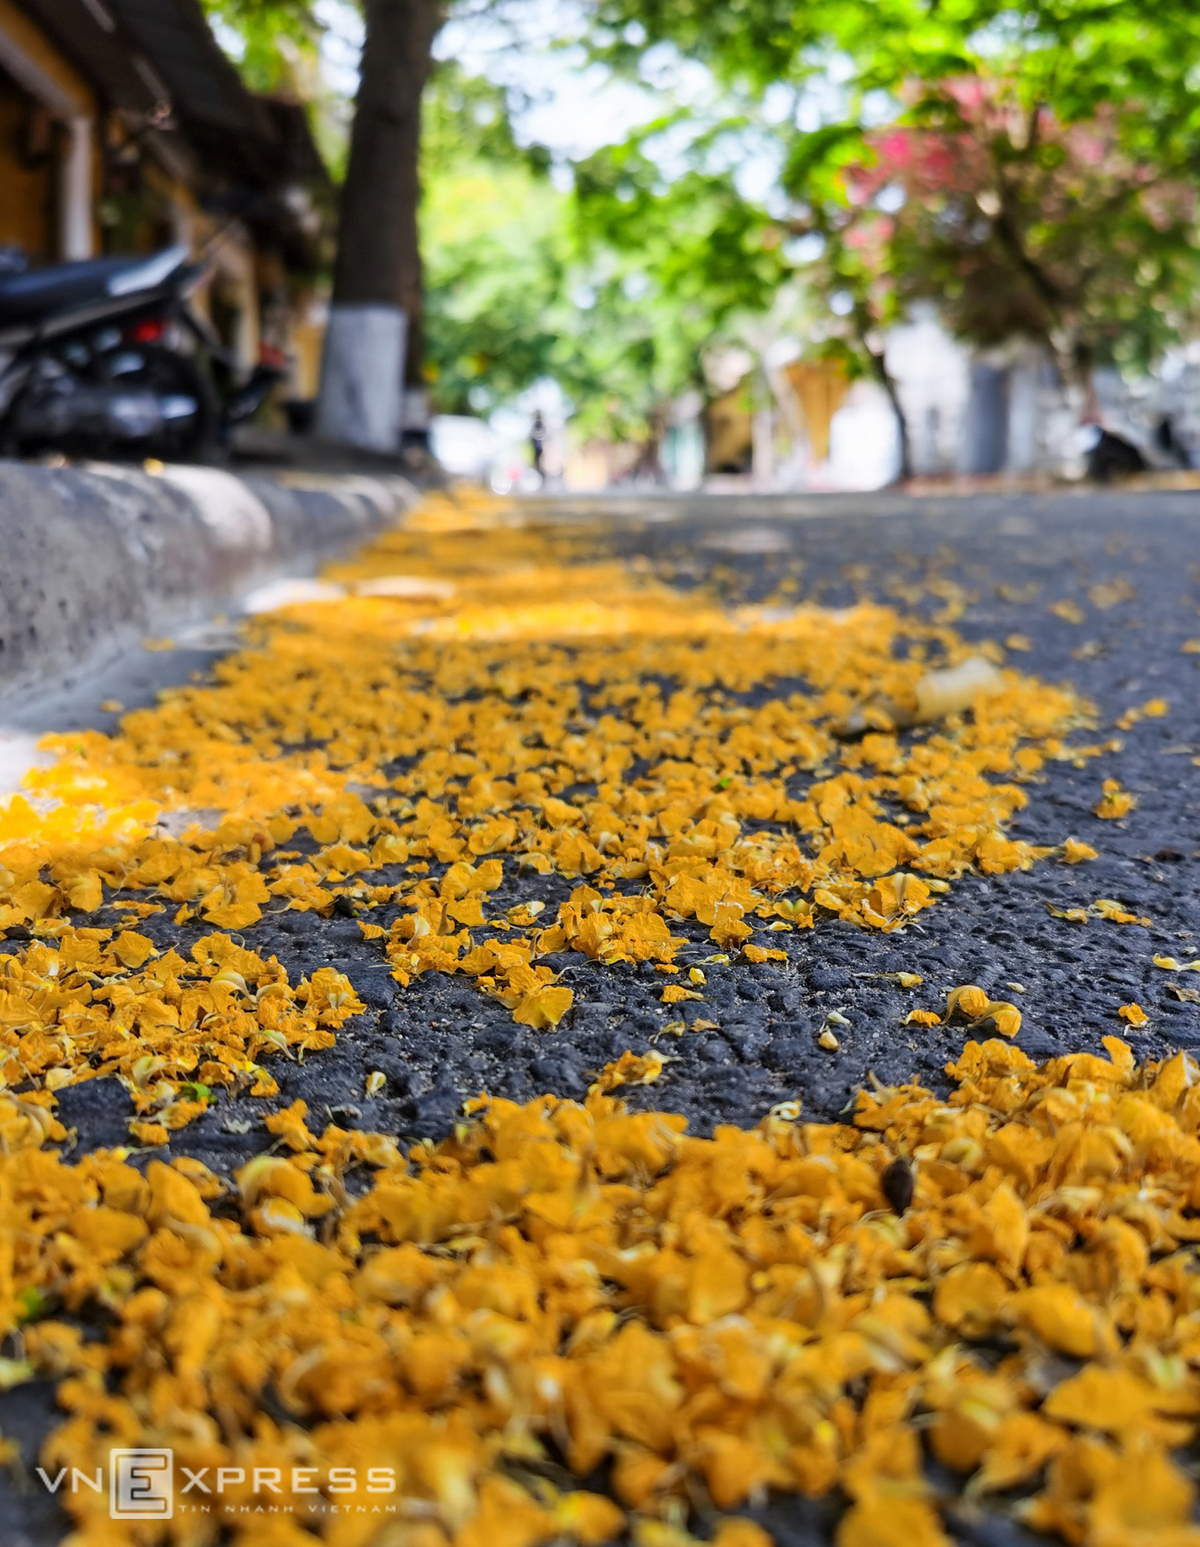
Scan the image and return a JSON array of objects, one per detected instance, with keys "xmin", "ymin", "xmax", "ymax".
[
  {"xmin": 315, "ymin": 304, "xmax": 407, "ymax": 453},
  {"xmin": 402, "ymin": 386, "xmax": 431, "ymax": 436}
]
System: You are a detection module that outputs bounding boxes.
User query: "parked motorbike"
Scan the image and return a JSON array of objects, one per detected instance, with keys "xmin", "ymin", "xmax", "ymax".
[{"xmin": 0, "ymin": 244, "xmax": 283, "ymax": 462}]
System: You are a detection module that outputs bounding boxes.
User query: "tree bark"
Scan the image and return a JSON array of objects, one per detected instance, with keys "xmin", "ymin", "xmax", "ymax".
[
  {"xmin": 871, "ymin": 348, "xmax": 912, "ymax": 483},
  {"xmin": 332, "ymin": 0, "xmax": 441, "ymax": 390},
  {"xmin": 851, "ymin": 302, "xmax": 911, "ymax": 482}
]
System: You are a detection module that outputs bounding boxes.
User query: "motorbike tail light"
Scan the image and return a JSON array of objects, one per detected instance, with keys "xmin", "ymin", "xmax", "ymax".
[
  {"xmin": 259, "ymin": 343, "xmax": 288, "ymax": 370},
  {"xmin": 128, "ymin": 319, "xmax": 165, "ymax": 343}
]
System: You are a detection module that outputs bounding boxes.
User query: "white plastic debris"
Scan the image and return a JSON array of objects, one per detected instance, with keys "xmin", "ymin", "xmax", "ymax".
[{"xmin": 913, "ymin": 655, "xmax": 1002, "ymax": 723}]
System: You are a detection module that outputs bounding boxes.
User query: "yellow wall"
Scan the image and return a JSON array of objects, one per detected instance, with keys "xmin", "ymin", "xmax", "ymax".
[
  {"xmin": 290, "ymin": 318, "xmax": 324, "ymax": 399},
  {"xmin": 0, "ymin": 0, "xmax": 96, "ymax": 261},
  {"xmin": 0, "ymin": 1, "xmax": 308, "ymax": 387},
  {"xmin": 784, "ymin": 361, "xmax": 849, "ymax": 463},
  {"xmin": 706, "ymin": 387, "xmax": 753, "ymax": 473},
  {"xmin": 0, "ymin": 81, "xmax": 54, "ymax": 256}
]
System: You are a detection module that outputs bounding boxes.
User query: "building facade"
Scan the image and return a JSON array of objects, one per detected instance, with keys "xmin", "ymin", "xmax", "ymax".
[{"xmin": 0, "ymin": 0, "xmax": 327, "ymax": 388}]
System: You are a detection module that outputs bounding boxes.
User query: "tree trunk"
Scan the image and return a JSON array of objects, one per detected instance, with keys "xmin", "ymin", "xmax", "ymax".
[
  {"xmin": 751, "ymin": 398, "xmax": 775, "ymax": 488},
  {"xmin": 335, "ymin": 0, "xmax": 440, "ymax": 360},
  {"xmin": 844, "ymin": 290, "xmax": 911, "ymax": 484},
  {"xmin": 873, "ymin": 352, "xmax": 912, "ymax": 483},
  {"xmin": 317, "ymin": 0, "xmax": 441, "ymax": 451},
  {"xmin": 858, "ymin": 329, "xmax": 911, "ymax": 483}
]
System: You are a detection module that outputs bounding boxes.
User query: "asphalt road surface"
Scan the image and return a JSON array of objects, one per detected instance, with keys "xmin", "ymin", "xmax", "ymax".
[{"xmin": 2, "ymin": 488, "xmax": 1199, "ymax": 1546}]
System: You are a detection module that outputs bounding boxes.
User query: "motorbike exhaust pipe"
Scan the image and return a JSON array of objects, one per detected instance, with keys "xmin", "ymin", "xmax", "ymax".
[{"xmin": 14, "ymin": 386, "xmax": 198, "ymax": 444}]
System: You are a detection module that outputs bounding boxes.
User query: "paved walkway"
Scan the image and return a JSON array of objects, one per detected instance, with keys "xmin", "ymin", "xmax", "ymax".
[{"xmin": 1, "ymin": 487, "xmax": 1199, "ymax": 1546}]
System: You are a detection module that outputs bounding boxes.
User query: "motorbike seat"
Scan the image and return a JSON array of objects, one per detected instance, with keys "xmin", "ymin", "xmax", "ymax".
[{"xmin": 0, "ymin": 247, "xmax": 189, "ymax": 326}]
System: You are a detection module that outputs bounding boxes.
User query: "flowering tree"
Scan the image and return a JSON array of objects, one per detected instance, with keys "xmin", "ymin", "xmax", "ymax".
[
  {"xmin": 781, "ymin": 78, "xmax": 1200, "ymax": 472},
  {"xmin": 588, "ymin": 0, "xmax": 1200, "ymax": 470},
  {"xmin": 837, "ymin": 81, "xmax": 1200, "ymax": 379}
]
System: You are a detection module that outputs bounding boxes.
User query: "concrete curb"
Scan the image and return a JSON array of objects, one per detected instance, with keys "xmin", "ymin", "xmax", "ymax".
[{"xmin": 0, "ymin": 459, "xmax": 418, "ymax": 702}]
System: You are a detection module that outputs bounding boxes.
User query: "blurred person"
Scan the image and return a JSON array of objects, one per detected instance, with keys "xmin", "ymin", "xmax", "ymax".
[
  {"xmin": 1155, "ymin": 414, "xmax": 1191, "ymax": 468},
  {"xmin": 530, "ymin": 410, "xmax": 547, "ymax": 478}
]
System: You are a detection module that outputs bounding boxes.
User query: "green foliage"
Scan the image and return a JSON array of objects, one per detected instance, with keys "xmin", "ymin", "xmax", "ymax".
[
  {"xmin": 422, "ymin": 70, "xmax": 786, "ymax": 439},
  {"xmin": 15, "ymin": 1286, "xmax": 48, "ymax": 1324},
  {"xmin": 589, "ymin": 0, "xmax": 1200, "ymax": 118},
  {"xmin": 423, "ymin": 62, "xmax": 550, "ymax": 177},
  {"xmin": 420, "ymin": 63, "xmax": 565, "ymax": 415},
  {"xmin": 838, "ymin": 87, "xmax": 1200, "ymax": 372},
  {"xmin": 206, "ymin": 0, "xmax": 1200, "ymax": 435},
  {"xmin": 199, "ymin": 0, "xmax": 323, "ymax": 95},
  {"xmin": 199, "ymin": 0, "xmax": 350, "ymax": 175},
  {"xmin": 566, "ymin": 119, "xmax": 793, "ymax": 430},
  {"xmin": 573, "ymin": 127, "xmax": 786, "ymax": 324},
  {"xmin": 422, "ymin": 159, "xmax": 567, "ymax": 415},
  {"xmin": 585, "ymin": 0, "xmax": 1200, "ymax": 374}
]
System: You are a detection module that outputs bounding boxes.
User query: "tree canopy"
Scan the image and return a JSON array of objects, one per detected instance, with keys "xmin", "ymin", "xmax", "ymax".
[
  {"xmin": 422, "ymin": 74, "xmax": 787, "ymax": 444},
  {"xmin": 585, "ymin": 0, "xmax": 1200, "ymax": 374},
  {"xmin": 200, "ymin": 0, "xmax": 323, "ymax": 94},
  {"xmin": 205, "ymin": 0, "xmax": 1200, "ymax": 455}
]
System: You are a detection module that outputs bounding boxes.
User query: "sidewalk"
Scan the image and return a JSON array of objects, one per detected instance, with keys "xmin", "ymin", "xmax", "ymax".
[{"xmin": 0, "ymin": 457, "xmax": 420, "ymax": 704}]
